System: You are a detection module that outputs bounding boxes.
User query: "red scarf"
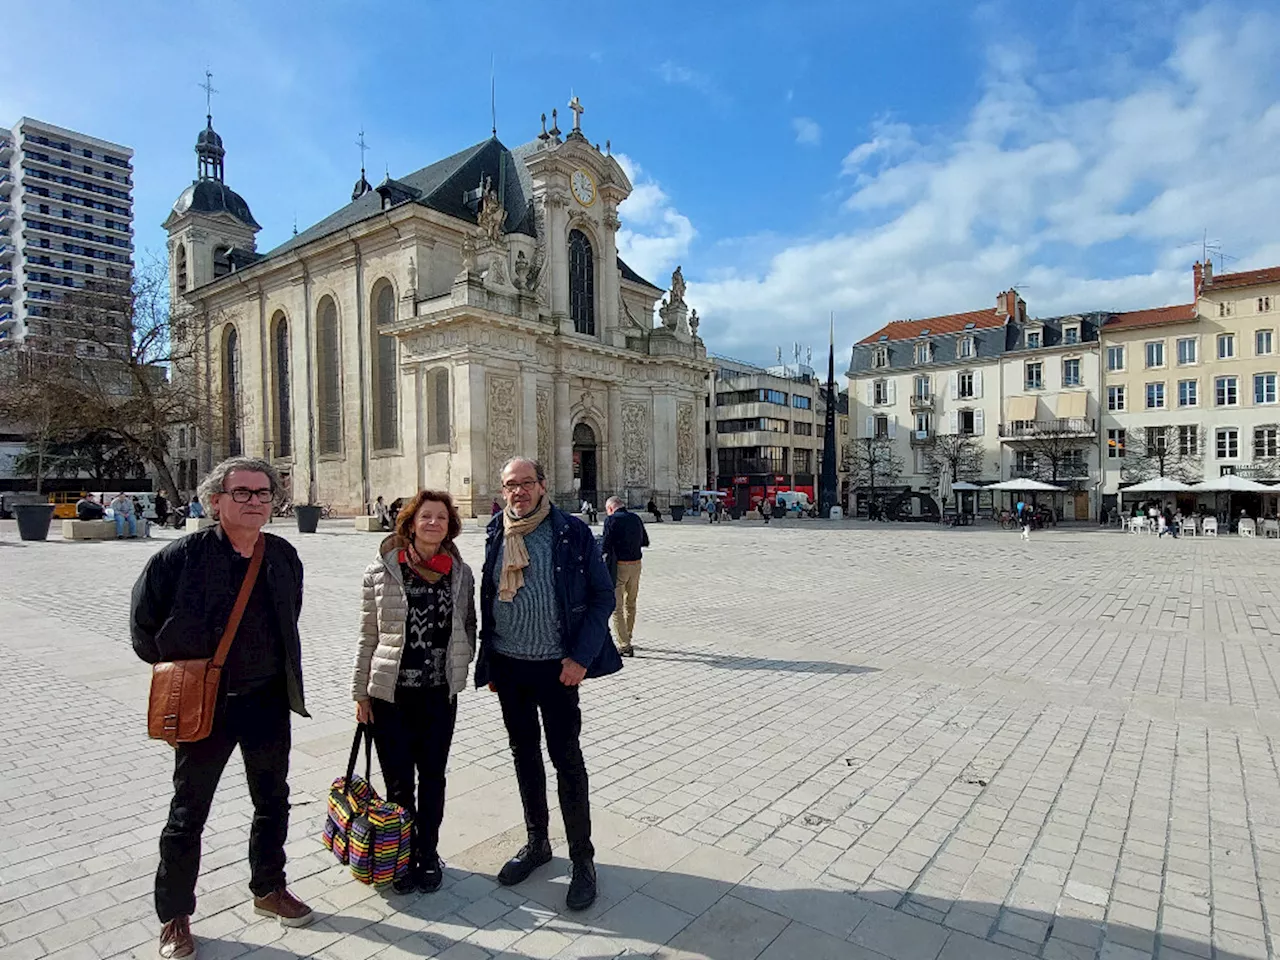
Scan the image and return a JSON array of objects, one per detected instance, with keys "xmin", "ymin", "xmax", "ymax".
[{"xmin": 400, "ymin": 542, "xmax": 453, "ymax": 584}]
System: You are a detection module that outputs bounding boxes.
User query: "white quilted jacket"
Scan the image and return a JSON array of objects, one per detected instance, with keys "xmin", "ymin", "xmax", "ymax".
[{"xmin": 352, "ymin": 537, "xmax": 477, "ymax": 701}]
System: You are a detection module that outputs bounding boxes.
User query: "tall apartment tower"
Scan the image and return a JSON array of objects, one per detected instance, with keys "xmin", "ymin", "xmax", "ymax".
[{"xmin": 0, "ymin": 118, "xmax": 134, "ymax": 351}]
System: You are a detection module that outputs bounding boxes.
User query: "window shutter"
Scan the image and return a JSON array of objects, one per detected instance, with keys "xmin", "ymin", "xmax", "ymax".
[
  {"xmin": 865, "ymin": 382, "xmax": 874, "ymax": 405},
  {"xmin": 973, "ymin": 370, "xmax": 983, "ymax": 398},
  {"xmin": 949, "ymin": 410, "xmax": 959, "ymax": 434},
  {"xmin": 974, "ymin": 409, "xmax": 985, "ymax": 435},
  {"xmin": 888, "ymin": 380, "xmax": 897, "ymax": 405},
  {"xmin": 949, "ymin": 371, "xmax": 958, "ymax": 400},
  {"xmin": 888, "ymin": 417, "xmax": 898, "ymax": 439},
  {"xmin": 865, "ymin": 416, "xmax": 874, "ymax": 438}
]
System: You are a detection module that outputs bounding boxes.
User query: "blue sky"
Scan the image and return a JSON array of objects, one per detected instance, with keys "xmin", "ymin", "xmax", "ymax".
[{"xmin": 4, "ymin": 0, "xmax": 1279, "ymax": 368}]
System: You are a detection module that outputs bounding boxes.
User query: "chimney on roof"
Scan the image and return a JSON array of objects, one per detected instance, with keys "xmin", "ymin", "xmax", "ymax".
[
  {"xmin": 1204, "ymin": 258, "xmax": 1213, "ymax": 286},
  {"xmin": 995, "ymin": 289, "xmax": 1025, "ymax": 322},
  {"xmin": 1194, "ymin": 261, "xmax": 1203, "ymax": 300}
]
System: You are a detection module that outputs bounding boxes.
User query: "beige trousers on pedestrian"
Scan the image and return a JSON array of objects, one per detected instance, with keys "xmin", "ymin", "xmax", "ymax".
[{"xmin": 613, "ymin": 560, "xmax": 642, "ymax": 650}]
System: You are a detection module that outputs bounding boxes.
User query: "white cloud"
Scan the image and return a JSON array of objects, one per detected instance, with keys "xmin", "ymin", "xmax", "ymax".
[
  {"xmin": 792, "ymin": 117, "xmax": 821, "ymax": 146},
  {"xmin": 615, "ymin": 153, "xmax": 695, "ymax": 291},
  {"xmin": 693, "ymin": 8, "xmax": 1280, "ymax": 363}
]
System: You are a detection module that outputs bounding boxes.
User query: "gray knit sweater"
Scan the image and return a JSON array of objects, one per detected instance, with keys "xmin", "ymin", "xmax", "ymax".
[{"xmin": 490, "ymin": 519, "xmax": 563, "ymax": 661}]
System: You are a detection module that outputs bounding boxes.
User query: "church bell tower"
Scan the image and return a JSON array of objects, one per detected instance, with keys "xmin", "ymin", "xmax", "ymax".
[{"xmin": 163, "ymin": 79, "xmax": 261, "ymax": 305}]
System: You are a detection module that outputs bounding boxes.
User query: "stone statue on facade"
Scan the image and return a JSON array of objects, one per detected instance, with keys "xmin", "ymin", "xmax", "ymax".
[
  {"xmin": 477, "ymin": 177, "xmax": 506, "ymax": 243},
  {"xmin": 669, "ymin": 265, "xmax": 686, "ymax": 305},
  {"xmin": 689, "ymin": 308, "xmax": 699, "ymax": 337}
]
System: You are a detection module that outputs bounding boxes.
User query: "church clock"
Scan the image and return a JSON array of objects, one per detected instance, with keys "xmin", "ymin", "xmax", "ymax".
[{"xmin": 571, "ymin": 169, "xmax": 596, "ymax": 206}]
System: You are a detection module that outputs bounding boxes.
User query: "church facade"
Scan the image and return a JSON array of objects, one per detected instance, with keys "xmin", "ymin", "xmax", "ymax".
[{"xmin": 165, "ymin": 101, "xmax": 710, "ymax": 516}]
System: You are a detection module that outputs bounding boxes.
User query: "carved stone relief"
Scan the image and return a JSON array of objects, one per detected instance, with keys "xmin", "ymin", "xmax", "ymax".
[
  {"xmin": 677, "ymin": 401, "xmax": 696, "ymax": 488},
  {"xmin": 536, "ymin": 388, "xmax": 551, "ymax": 470},
  {"xmin": 622, "ymin": 401, "xmax": 650, "ymax": 487},
  {"xmin": 487, "ymin": 375, "xmax": 517, "ymax": 486}
]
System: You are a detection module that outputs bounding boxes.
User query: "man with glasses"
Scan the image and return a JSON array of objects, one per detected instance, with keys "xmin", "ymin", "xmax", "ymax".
[
  {"xmin": 475, "ymin": 457, "xmax": 619, "ymax": 911},
  {"xmin": 132, "ymin": 457, "xmax": 313, "ymax": 959}
]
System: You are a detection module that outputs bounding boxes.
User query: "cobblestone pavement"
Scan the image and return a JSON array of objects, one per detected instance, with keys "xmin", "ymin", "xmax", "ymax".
[{"xmin": 2, "ymin": 517, "xmax": 1280, "ymax": 960}]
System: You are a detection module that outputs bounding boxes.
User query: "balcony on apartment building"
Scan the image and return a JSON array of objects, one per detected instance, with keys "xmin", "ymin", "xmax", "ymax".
[
  {"xmin": 998, "ymin": 392, "xmax": 1095, "ymax": 440},
  {"xmin": 909, "ymin": 390, "xmax": 935, "ymax": 412},
  {"xmin": 1010, "ymin": 464, "xmax": 1089, "ymax": 482},
  {"xmin": 908, "ymin": 426, "xmax": 935, "ymax": 445}
]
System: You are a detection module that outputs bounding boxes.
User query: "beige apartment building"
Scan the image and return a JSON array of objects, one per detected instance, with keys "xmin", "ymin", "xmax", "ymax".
[{"xmin": 1099, "ymin": 262, "xmax": 1280, "ymax": 516}]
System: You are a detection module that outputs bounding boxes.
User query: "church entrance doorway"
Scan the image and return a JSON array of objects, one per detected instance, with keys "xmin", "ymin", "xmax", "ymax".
[{"xmin": 572, "ymin": 422, "xmax": 598, "ymax": 507}]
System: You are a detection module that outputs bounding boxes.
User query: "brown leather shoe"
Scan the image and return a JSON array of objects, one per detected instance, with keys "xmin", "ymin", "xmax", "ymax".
[
  {"xmin": 252, "ymin": 887, "xmax": 314, "ymax": 927},
  {"xmin": 158, "ymin": 916, "xmax": 196, "ymax": 959}
]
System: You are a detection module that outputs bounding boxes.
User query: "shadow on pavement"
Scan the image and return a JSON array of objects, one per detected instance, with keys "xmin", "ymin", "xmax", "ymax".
[
  {"xmin": 636, "ymin": 646, "xmax": 880, "ymax": 676},
  {"xmin": 189, "ymin": 857, "xmax": 1223, "ymax": 960}
]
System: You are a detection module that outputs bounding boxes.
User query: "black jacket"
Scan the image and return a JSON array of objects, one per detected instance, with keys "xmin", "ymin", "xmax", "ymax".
[
  {"xmin": 130, "ymin": 526, "xmax": 309, "ymax": 716},
  {"xmin": 601, "ymin": 508, "xmax": 649, "ymax": 563},
  {"xmin": 475, "ymin": 504, "xmax": 620, "ymax": 688}
]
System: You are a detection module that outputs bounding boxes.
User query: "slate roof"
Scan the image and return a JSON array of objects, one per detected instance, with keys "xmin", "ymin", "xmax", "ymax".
[
  {"xmin": 263, "ymin": 137, "xmax": 536, "ymax": 262},
  {"xmin": 1105, "ymin": 303, "xmax": 1197, "ymax": 330},
  {"xmin": 617, "ymin": 256, "xmax": 660, "ymax": 290},
  {"xmin": 1205, "ymin": 265, "xmax": 1280, "ymax": 291},
  {"xmin": 171, "ymin": 179, "xmax": 260, "ymax": 230},
  {"xmin": 857, "ymin": 307, "xmax": 1004, "ymax": 344}
]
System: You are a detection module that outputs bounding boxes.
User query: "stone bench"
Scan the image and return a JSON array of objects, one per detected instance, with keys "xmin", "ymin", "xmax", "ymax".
[
  {"xmin": 185, "ymin": 517, "xmax": 216, "ymax": 533},
  {"xmin": 62, "ymin": 519, "xmax": 117, "ymax": 540},
  {"xmin": 353, "ymin": 516, "xmax": 384, "ymax": 532}
]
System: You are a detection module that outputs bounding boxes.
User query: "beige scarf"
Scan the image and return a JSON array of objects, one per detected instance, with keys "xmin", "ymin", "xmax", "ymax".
[{"xmin": 498, "ymin": 495, "xmax": 552, "ymax": 602}]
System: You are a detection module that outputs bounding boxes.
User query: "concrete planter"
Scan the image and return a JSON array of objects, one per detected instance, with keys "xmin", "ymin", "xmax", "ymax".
[
  {"xmin": 14, "ymin": 503, "xmax": 55, "ymax": 541},
  {"xmin": 295, "ymin": 505, "xmax": 322, "ymax": 534}
]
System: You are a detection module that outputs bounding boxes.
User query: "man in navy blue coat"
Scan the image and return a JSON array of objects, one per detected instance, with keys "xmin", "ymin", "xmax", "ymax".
[{"xmin": 476, "ymin": 457, "xmax": 619, "ymax": 911}]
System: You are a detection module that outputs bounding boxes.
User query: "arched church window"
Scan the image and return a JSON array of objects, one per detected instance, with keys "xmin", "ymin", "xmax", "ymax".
[
  {"xmin": 222, "ymin": 325, "xmax": 242, "ymax": 456},
  {"xmin": 371, "ymin": 280, "xmax": 399, "ymax": 450},
  {"xmin": 213, "ymin": 245, "xmax": 232, "ymax": 280},
  {"xmin": 316, "ymin": 296, "xmax": 343, "ymax": 455},
  {"xmin": 427, "ymin": 367, "xmax": 450, "ymax": 447},
  {"xmin": 272, "ymin": 311, "xmax": 291, "ymax": 458},
  {"xmin": 568, "ymin": 229, "xmax": 595, "ymax": 336},
  {"xmin": 176, "ymin": 244, "xmax": 187, "ymax": 293}
]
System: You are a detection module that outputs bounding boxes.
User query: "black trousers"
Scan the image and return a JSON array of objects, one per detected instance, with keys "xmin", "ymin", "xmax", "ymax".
[
  {"xmin": 155, "ymin": 682, "xmax": 291, "ymax": 923},
  {"xmin": 490, "ymin": 652, "xmax": 594, "ymax": 861},
  {"xmin": 370, "ymin": 686, "xmax": 457, "ymax": 868}
]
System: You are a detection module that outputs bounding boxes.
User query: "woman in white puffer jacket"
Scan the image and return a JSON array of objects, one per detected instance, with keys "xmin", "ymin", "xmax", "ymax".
[{"xmin": 352, "ymin": 489, "xmax": 476, "ymax": 894}]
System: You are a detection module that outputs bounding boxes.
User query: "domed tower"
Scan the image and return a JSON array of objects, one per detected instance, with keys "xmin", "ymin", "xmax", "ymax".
[{"xmin": 163, "ymin": 112, "xmax": 261, "ymax": 304}]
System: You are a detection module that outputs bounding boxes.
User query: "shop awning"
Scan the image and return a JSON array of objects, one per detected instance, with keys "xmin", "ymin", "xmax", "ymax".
[
  {"xmin": 1055, "ymin": 392, "xmax": 1088, "ymax": 419},
  {"xmin": 1005, "ymin": 395, "xmax": 1037, "ymax": 421}
]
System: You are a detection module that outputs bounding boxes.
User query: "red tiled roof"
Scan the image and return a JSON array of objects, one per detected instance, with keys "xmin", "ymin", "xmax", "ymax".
[
  {"xmin": 1106, "ymin": 303, "xmax": 1197, "ymax": 330},
  {"xmin": 857, "ymin": 308, "xmax": 1003, "ymax": 344},
  {"xmin": 1206, "ymin": 265, "xmax": 1280, "ymax": 291}
]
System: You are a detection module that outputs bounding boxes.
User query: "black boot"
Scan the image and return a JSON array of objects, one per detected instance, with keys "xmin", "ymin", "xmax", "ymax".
[
  {"xmin": 418, "ymin": 856, "xmax": 443, "ymax": 893},
  {"xmin": 497, "ymin": 837, "xmax": 553, "ymax": 887},
  {"xmin": 566, "ymin": 858, "xmax": 597, "ymax": 911}
]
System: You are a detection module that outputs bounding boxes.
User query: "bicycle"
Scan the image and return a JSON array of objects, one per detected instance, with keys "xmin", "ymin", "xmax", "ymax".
[
  {"xmin": 998, "ymin": 510, "xmax": 1018, "ymax": 531},
  {"xmin": 320, "ymin": 502, "xmax": 334, "ymax": 520}
]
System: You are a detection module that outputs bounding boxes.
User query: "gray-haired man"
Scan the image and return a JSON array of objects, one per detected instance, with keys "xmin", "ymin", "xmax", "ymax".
[{"xmin": 132, "ymin": 457, "xmax": 313, "ymax": 958}]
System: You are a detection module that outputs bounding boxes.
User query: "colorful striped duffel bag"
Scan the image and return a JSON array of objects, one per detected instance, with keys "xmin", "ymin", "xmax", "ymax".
[{"xmin": 322, "ymin": 724, "xmax": 412, "ymax": 885}]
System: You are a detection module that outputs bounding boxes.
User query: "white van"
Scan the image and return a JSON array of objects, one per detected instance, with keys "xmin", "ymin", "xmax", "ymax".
[{"xmin": 774, "ymin": 491, "xmax": 815, "ymax": 516}]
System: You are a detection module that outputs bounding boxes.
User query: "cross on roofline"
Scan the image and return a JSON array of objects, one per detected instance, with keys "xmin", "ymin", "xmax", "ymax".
[
  {"xmin": 199, "ymin": 69, "xmax": 218, "ymax": 119},
  {"xmin": 356, "ymin": 128, "xmax": 369, "ymax": 174}
]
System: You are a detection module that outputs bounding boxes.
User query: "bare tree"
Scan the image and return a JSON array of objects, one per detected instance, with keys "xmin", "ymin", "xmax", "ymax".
[
  {"xmin": 0, "ymin": 356, "xmax": 80, "ymax": 494},
  {"xmin": 844, "ymin": 437, "xmax": 904, "ymax": 511},
  {"xmin": 1120, "ymin": 425, "xmax": 1203, "ymax": 483},
  {"xmin": 0, "ymin": 259, "xmax": 217, "ymax": 498},
  {"xmin": 1020, "ymin": 432, "xmax": 1093, "ymax": 489},
  {"xmin": 925, "ymin": 433, "xmax": 983, "ymax": 484}
]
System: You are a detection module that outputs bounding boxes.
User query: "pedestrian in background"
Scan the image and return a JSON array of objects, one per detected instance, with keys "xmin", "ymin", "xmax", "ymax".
[{"xmin": 602, "ymin": 496, "xmax": 648, "ymax": 658}]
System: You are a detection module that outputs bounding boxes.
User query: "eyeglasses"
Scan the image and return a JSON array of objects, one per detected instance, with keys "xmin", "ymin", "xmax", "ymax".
[
  {"xmin": 226, "ymin": 488, "xmax": 274, "ymax": 504},
  {"xmin": 502, "ymin": 479, "xmax": 541, "ymax": 492}
]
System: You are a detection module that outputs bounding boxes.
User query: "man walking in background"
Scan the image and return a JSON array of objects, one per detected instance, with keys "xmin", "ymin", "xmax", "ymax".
[{"xmin": 602, "ymin": 496, "xmax": 648, "ymax": 657}]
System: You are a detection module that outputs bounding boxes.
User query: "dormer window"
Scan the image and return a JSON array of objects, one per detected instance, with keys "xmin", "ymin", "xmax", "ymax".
[
  {"xmin": 1064, "ymin": 325, "xmax": 1080, "ymax": 345},
  {"xmin": 1026, "ymin": 329, "xmax": 1042, "ymax": 349},
  {"xmin": 871, "ymin": 346, "xmax": 888, "ymax": 369},
  {"xmin": 914, "ymin": 341, "xmax": 933, "ymax": 364},
  {"xmin": 958, "ymin": 336, "xmax": 974, "ymax": 359}
]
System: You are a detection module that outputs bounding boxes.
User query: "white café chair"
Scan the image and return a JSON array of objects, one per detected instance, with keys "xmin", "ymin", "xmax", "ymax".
[
  {"xmin": 1128, "ymin": 517, "xmax": 1144, "ymax": 534},
  {"xmin": 1239, "ymin": 518, "xmax": 1256, "ymax": 538},
  {"xmin": 1264, "ymin": 518, "xmax": 1280, "ymax": 539},
  {"xmin": 1179, "ymin": 518, "xmax": 1198, "ymax": 537},
  {"xmin": 1203, "ymin": 517, "xmax": 1218, "ymax": 537}
]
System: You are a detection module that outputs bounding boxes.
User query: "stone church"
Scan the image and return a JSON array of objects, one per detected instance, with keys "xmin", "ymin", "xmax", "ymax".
[{"xmin": 165, "ymin": 98, "xmax": 710, "ymax": 516}]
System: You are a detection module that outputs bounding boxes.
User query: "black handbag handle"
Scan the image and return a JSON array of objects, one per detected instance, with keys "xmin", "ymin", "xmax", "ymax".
[{"xmin": 345, "ymin": 723, "xmax": 373, "ymax": 786}]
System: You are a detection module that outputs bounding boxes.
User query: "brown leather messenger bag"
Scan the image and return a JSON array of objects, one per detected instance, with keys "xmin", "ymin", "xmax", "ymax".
[{"xmin": 147, "ymin": 534, "xmax": 264, "ymax": 746}]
